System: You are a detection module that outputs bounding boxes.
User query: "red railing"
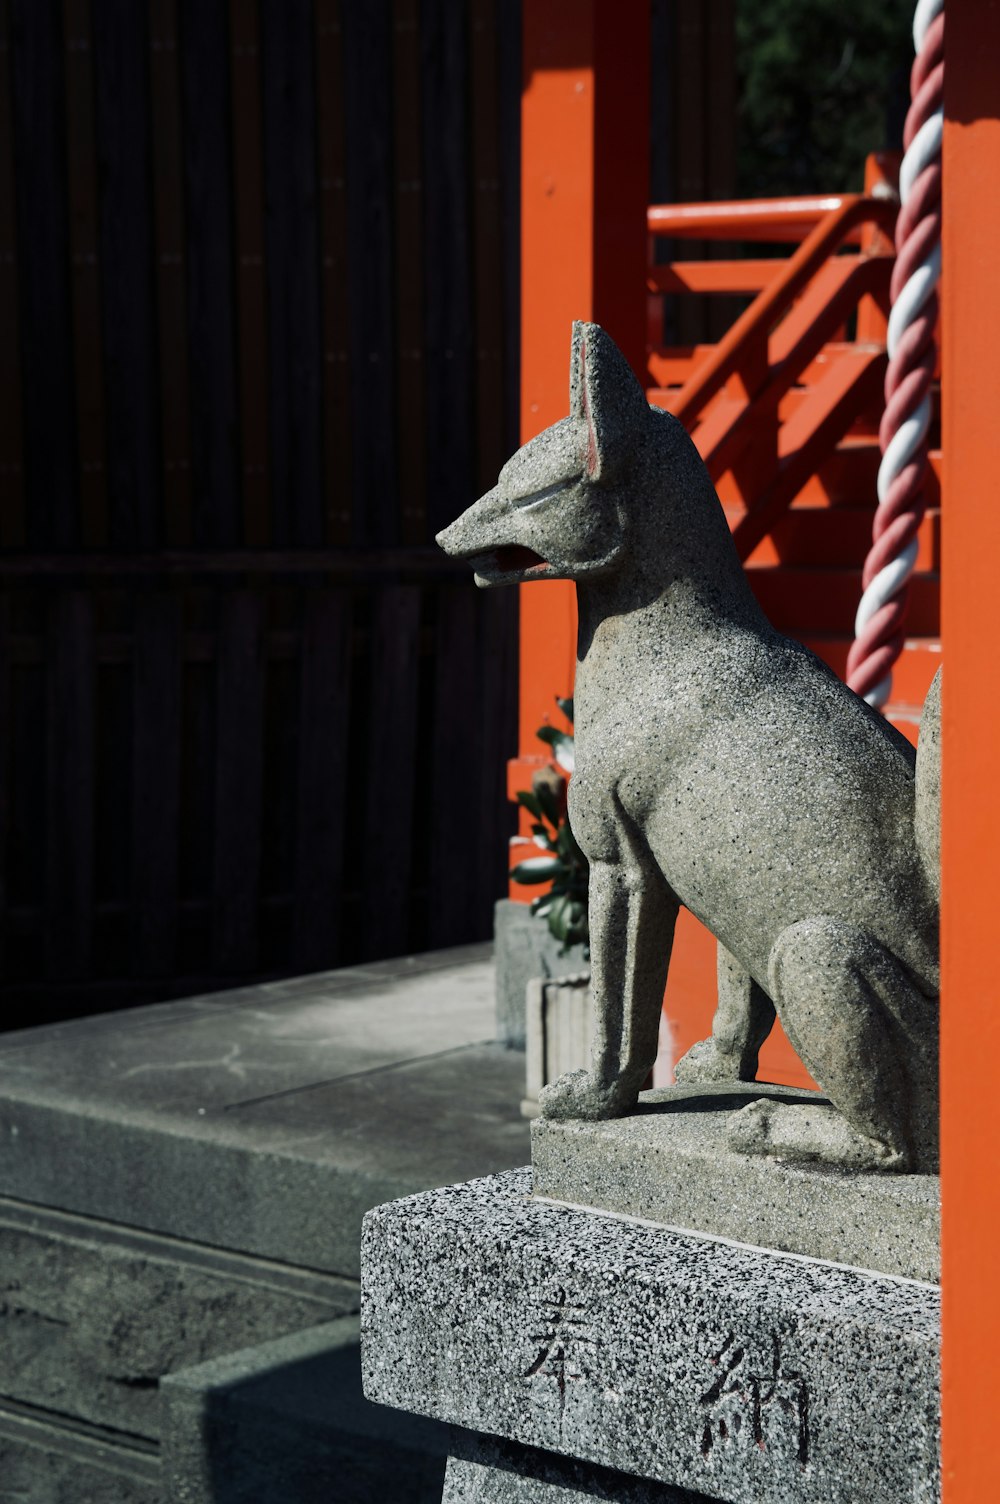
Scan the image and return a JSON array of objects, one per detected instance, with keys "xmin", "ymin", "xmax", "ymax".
[
  {"xmin": 646, "ymin": 177, "xmax": 899, "ymax": 561},
  {"xmin": 649, "ymin": 193, "xmax": 881, "ymax": 243}
]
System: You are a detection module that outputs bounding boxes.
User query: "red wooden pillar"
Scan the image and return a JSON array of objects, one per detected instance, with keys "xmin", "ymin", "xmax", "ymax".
[
  {"xmin": 512, "ymin": 3, "xmax": 807, "ymax": 1091},
  {"xmin": 514, "ymin": 0, "xmax": 650, "ymax": 788},
  {"xmin": 940, "ymin": 4, "xmax": 1000, "ymax": 1497}
]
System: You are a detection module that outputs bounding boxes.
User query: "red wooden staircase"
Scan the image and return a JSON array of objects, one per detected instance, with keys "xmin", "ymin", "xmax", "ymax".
[{"xmin": 645, "ymin": 160, "xmax": 941, "ymax": 743}]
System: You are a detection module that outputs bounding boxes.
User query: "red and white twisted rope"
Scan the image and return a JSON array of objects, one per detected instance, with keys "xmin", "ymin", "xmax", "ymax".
[{"xmin": 847, "ymin": 0, "xmax": 943, "ymax": 708}]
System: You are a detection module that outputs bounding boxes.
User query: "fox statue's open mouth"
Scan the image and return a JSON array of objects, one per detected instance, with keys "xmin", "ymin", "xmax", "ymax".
[
  {"xmin": 495, "ymin": 545, "xmax": 549, "ymax": 572},
  {"xmin": 469, "ymin": 545, "xmax": 552, "ymax": 583}
]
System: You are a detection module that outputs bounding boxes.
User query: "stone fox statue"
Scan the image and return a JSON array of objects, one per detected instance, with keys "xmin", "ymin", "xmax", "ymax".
[{"xmin": 437, "ymin": 322, "xmax": 940, "ymax": 1173}]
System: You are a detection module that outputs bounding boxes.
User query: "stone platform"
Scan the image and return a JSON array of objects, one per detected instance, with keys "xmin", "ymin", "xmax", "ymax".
[
  {"xmin": 532, "ymin": 1082, "xmax": 940, "ymax": 1282},
  {"xmin": 0, "ymin": 944, "xmax": 531, "ymax": 1502},
  {"xmin": 362, "ymin": 1169, "xmax": 940, "ymax": 1504}
]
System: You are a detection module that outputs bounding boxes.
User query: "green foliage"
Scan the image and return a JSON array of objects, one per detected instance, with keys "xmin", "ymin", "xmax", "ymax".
[
  {"xmin": 511, "ymin": 701, "xmax": 589, "ymax": 955},
  {"xmin": 736, "ymin": 0, "xmax": 911, "ymax": 198}
]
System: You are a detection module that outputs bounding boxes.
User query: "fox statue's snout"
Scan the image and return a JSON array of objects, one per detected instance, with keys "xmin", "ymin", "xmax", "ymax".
[
  {"xmin": 435, "ymin": 322, "xmax": 656, "ymax": 589},
  {"xmin": 434, "ymin": 483, "xmax": 553, "ymax": 586}
]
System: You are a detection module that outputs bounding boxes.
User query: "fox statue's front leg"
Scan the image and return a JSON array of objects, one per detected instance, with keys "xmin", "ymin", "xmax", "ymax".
[
  {"xmin": 539, "ymin": 852, "xmax": 678, "ymax": 1121},
  {"xmin": 674, "ymin": 945, "xmax": 776, "ymax": 1084}
]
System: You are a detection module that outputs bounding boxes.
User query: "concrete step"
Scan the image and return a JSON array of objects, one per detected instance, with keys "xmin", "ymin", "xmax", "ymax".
[
  {"xmin": 0, "ymin": 1399, "xmax": 160, "ymax": 1504},
  {"xmin": 0, "ymin": 1198, "xmax": 357, "ymax": 1444},
  {"xmin": 0, "ymin": 944, "xmax": 527, "ymax": 1280},
  {"xmin": 0, "ymin": 945, "xmax": 530, "ymax": 1502}
]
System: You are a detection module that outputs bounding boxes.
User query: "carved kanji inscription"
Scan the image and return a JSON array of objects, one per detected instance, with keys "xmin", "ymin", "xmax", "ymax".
[
  {"xmin": 699, "ymin": 1332, "xmax": 809, "ymax": 1464},
  {"xmin": 523, "ymin": 1286, "xmax": 599, "ymax": 1419}
]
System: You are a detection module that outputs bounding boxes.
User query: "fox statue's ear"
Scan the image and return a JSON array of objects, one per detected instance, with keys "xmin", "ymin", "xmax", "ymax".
[{"xmin": 569, "ymin": 321, "xmax": 650, "ymax": 481}]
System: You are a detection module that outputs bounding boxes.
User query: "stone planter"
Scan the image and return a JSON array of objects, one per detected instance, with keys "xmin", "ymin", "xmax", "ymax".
[
  {"xmin": 493, "ymin": 898, "xmax": 588, "ymax": 1049},
  {"xmin": 522, "ymin": 970, "xmax": 593, "ymax": 1118}
]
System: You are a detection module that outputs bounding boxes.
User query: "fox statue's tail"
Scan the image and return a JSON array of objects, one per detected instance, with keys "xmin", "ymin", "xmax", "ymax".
[{"xmin": 914, "ymin": 666, "xmax": 941, "ymax": 906}]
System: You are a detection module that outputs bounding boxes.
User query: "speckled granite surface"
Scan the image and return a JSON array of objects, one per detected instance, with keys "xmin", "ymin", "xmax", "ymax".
[
  {"xmin": 362, "ymin": 1169, "xmax": 939, "ymax": 1504},
  {"xmin": 531, "ymin": 1082, "xmax": 940, "ymax": 1282}
]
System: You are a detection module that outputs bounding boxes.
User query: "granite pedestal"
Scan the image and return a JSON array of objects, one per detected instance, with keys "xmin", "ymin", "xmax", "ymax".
[
  {"xmin": 532, "ymin": 1082, "xmax": 940, "ymax": 1282},
  {"xmin": 362, "ymin": 1098, "xmax": 941, "ymax": 1504}
]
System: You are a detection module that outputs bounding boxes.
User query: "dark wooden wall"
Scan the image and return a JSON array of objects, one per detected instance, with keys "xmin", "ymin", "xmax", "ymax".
[
  {"xmin": 650, "ymin": 0, "xmax": 737, "ymax": 344},
  {"xmin": 0, "ymin": 0, "xmax": 522, "ymax": 1024}
]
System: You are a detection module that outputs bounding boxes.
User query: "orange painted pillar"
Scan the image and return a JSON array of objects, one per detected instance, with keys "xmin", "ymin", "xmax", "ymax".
[
  {"xmin": 516, "ymin": 0, "xmax": 650, "ymax": 773},
  {"xmin": 512, "ymin": 5, "xmax": 808, "ymax": 1089},
  {"xmin": 940, "ymin": 6, "xmax": 1000, "ymax": 1498}
]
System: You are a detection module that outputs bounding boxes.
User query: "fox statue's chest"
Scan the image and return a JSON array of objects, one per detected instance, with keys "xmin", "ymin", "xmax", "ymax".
[
  {"xmin": 566, "ymin": 716, "xmax": 683, "ymax": 865},
  {"xmin": 569, "ymin": 691, "xmax": 922, "ymax": 953}
]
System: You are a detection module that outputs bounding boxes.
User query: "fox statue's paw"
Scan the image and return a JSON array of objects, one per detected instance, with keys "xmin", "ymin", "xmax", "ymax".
[
  {"xmin": 673, "ymin": 1037, "xmax": 755, "ymax": 1084},
  {"xmin": 538, "ymin": 1068, "xmax": 637, "ymax": 1121},
  {"xmin": 726, "ymin": 1097, "xmax": 911, "ymax": 1172}
]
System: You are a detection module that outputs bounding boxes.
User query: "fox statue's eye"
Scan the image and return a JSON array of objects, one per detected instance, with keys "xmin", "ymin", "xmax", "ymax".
[{"xmin": 512, "ymin": 476, "xmax": 578, "ymax": 512}]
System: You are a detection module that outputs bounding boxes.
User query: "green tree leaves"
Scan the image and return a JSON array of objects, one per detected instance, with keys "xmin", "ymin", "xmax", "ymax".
[
  {"xmin": 736, "ymin": 0, "xmax": 910, "ymax": 197},
  {"xmin": 511, "ymin": 702, "xmax": 589, "ymax": 955}
]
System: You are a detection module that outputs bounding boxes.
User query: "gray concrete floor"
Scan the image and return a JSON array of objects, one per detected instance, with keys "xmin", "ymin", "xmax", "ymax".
[{"xmin": 0, "ymin": 943, "xmax": 531, "ymax": 1277}]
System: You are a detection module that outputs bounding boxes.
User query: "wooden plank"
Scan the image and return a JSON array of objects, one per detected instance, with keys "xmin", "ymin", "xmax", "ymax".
[
  {"xmin": 673, "ymin": 0, "xmax": 707, "ymax": 348},
  {"xmin": 648, "ymin": 260, "xmax": 783, "ymax": 295},
  {"xmin": 92, "ymin": 605, "xmax": 131, "ymax": 975},
  {"xmin": 767, "ymin": 258, "xmax": 877, "ymax": 369},
  {"xmin": 7, "ymin": 612, "xmax": 46, "ymax": 982},
  {"xmin": 292, "ymin": 588, "xmax": 351, "ymax": 971},
  {"xmin": 472, "ymin": 585, "xmax": 517, "ymax": 935},
  {"xmin": 178, "ymin": 0, "xmax": 241, "ymax": 545},
  {"xmin": 0, "ymin": 2, "xmax": 25, "ymax": 547},
  {"xmin": 495, "ymin": 0, "xmax": 520, "ymax": 458},
  {"xmin": 342, "ymin": 0, "xmax": 397, "ymax": 548},
  {"xmin": 705, "ymin": 0, "xmax": 737, "ymax": 342},
  {"xmin": 0, "ymin": 596, "xmax": 9, "ymax": 973},
  {"xmin": 132, "ymin": 590, "xmax": 182, "ymax": 976},
  {"xmin": 149, "ymin": 0, "xmax": 193, "ymax": 548},
  {"xmin": 421, "ymin": 0, "xmax": 474, "ymax": 537},
  {"xmin": 392, "ymin": 0, "xmax": 427, "ymax": 545},
  {"xmin": 361, "ymin": 585, "xmax": 421, "ymax": 959},
  {"xmin": 178, "ymin": 593, "xmax": 215, "ymax": 972},
  {"xmin": 314, "ymin": 1, "xmax": 351, "ymax": 546},
  {"xmin": 468, "ymin": 0, "xmax": 505, "ymax": 497},
  {"xmin": 591, "ymin": 0, "xmax": 650, "ymax": 376},
  {"xmin": 258, "ymin": 611, "xmax": 297, "ymax": 967},
  {"xmin": 734, "ymin": 352, "xmax": 885, "ymax": 561},
  {"xmin": 427, "ymin": 586, "xmax": 479, "ymax": 948},
  {"xmin": 0, "ymin": 546, "xmax": 469, "ymax": 579},
  {"xmin": 706, "ymin": 0, "xmax": 736, "ymax": 199},
  {"xmin": 212, "ymin": 589, "xmax": 265, "ymax": 972},
  {"xmin": 44, "ymin": 591, "xmax": 95, "ymax": 979},
  {"xmin": 9, "ymin": 0, "xmax": 80, "ymax": 547},
  {"xmin": 92, "ymin": 0, "xmax": 161, "ymax": 548},
  {"xmin": 260, "ymin": 0, "xmax": 323, "ymax": 547},
  {"xmin": 649, "ymin": 0, "xmax": 674, "ymax": 205},
  {"xmin": 229, "ymin": 0, "xmax": 269, "ymax": 547},
  {"xmin": 63, "ymin": 0, "xmax": 108, "ymax": 548}
]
